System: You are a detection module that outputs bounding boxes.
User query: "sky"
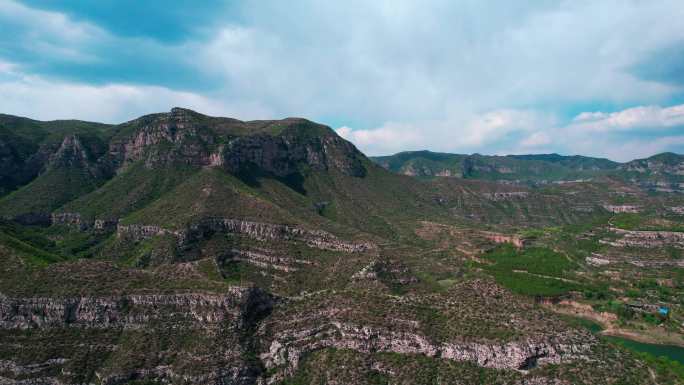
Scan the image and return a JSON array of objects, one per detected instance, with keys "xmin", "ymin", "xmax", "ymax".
[{"xmin": 1, "ymin": 1, "xmax": 684, "ymax": 161}]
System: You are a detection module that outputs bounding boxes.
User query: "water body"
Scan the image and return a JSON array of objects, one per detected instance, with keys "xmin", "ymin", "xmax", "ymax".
[
  {"xmin": 604, "ymin": 336, "xmax": 684, "ymax": 365},
  {"xmin": 562, "ymin": 315, "xmax": 684, "ymax": 364}
]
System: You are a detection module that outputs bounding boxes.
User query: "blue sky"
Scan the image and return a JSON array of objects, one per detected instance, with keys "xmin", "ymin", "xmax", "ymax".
[{"xmin": 1, "ymin": 0, "xmax": 684, "ymax": 161}]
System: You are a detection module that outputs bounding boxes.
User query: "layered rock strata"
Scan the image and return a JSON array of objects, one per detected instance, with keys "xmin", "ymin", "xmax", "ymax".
[
  {"xmin": 0, "ymin": 288, "xmax": 272, "ymax": 330},
  {"xmin": 601, "ymin": 228, "xmax": 684, "ymax": 248},
  {"xmin": 117, "ymin": 218, "xmax": 374, "ymax": 253}
]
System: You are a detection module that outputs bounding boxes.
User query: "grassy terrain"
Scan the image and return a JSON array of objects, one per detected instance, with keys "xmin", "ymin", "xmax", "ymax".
[
  {"xmin": 121, "ymin": 168, "xmax": 299, "ymax": 228},
  {"xmin": 479, "ymin": 244, "xmax": 584, "ymax": 296},
  {"xmin": 0, "ymin": 166, "xmax": 103, "ymax": 217},
  {"xmin": 371, "ymin": 150, "xmax": 617, "ymax": 182},
  {"xmin": 612, "ymin": 212, "xmax": 684, "ymax": 232},
  {"xmin": 61, "ymin": 162, "xmax": 199, "ymax": 219},
  {"xmin": 281, "ymin": 348, "xmax": 521, "ymax": 385}
]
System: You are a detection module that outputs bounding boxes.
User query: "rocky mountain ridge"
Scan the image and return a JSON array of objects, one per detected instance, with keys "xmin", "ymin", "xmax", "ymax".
[
  {"xmin": 0, "ymin": 108, "xmax": 368, "ymax": 221},
  {"xmin": 372, "ymin": 150, "xmax": 684, "ymax": 190}
]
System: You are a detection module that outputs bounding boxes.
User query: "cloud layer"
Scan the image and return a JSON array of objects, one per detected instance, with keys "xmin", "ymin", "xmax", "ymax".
[{"xmin": 1, "ymin": 0, "xmax": 684, "ymax": 160}]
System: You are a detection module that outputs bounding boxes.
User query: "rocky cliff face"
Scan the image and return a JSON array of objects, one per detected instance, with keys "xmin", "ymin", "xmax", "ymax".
[
  {"xmin": 620, "ymin": 153, "xmax": 684, "ymax": 175},
  {"xmin": 49, "ymin": 136, "xmax": 92, "ymax": 171},
  {"xmin": 217, "ymin": 248, "xmax": 317, "ymax": 273},
  {"xmin": 108, "ymin": 108, "xmax": 216, "ymax": 170},
  {"xmin": 601, "ymin": 227, "xmax": 684, "ymax": 249},
  {"xmin": 482, "ymin": 192, "xmax": 529, "ymax": 201},
  {"xmin": 218, "ymin": 127, "xmax": 367, "ymax": 178},
  {"xmin": 51, "ymin": 212, "xmax": 118, "ymax": 231},
  {"xmin": 0, "ymin": 288, "xmax": 273, "ymax": 385},
  {"xmin": 117, "ymin": 217, "xmax": 375, "ymax": 253},
  {"xmin": 0, "ymin": 284, "xmax": 593, "ymax": 385},
  {"xmin": 618, "ymin": 153, "xmax": 684, "ymax": 193},
  {"xmin": 256, "ymin": 280, "xmax": 597, "ymax": 383},
  {"xmin": 481, "ymin": 231, "xmax": 526, "ymax": 248},
  {"xmin": 107, "ymin": 108, "xmax": 366, "ymax": 178},
  {"xmin": 259, "ymin": 321, "xmax": 592, "ymax": 381},
  {"xmin": 603, "ymin": 205, "xmax": 640, "ymax": 213},
  {"xmin": 0, "ymin": 288, "xmax": 273, "ymax": 330}
]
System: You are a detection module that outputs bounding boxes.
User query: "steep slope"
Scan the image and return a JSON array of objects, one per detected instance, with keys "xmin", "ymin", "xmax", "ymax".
[
  {"xmin": 0, "ymin": 115, "xmax": 114, "ymax": 219},
  {"xmin": 0, "ymin": 135, "xmax": 108, "ymax": 220}
]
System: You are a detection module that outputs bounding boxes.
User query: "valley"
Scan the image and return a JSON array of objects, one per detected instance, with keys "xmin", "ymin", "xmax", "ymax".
[{"xmin": 0, "ymin": 108, "xmax": 683, "ymax": 384}]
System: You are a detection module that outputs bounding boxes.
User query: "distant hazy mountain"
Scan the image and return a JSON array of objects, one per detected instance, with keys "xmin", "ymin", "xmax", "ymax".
[{"xmin": 371, "ymin": 150, "xmax": 684, "ymax": 187}]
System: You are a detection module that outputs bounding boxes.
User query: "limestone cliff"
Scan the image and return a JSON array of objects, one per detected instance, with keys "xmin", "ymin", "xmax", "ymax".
[{"xmin": 107, "ymin": 108, "xmax": 367, "ymax": 178}]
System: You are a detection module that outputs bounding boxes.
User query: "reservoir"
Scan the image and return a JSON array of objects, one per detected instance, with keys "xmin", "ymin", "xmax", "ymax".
[{"xmin": 604, "ymin": 336, "xmax": 684, "ymax": 365}]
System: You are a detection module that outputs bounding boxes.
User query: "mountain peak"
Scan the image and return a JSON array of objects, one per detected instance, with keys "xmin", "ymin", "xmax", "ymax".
[{"xmin": 169, "ymin": 107, "xmax": 204, "ymax": 117}]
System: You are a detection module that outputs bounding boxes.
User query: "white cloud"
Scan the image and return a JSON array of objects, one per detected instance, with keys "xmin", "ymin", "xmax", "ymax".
[
  {"xmin": 336, "ymin": 123, "xmax": 424, "ymax": 155},
  {"xmin": 568, "ymin": 135, "xmax": 684, "ymax": 162},
  {"xmin": 188, "ymin": 1, "xmax": 684, "ymax": 125},
  {"xmin": 0, "ymin": 63, "xmax": 271, "ymax": 123},
  {"xmin": 520, "ymin": 132, "xmax": 552, "ymax": 148},
  {"xmin": 336, "ymin": 109, "xmax": 555, "ymax": 155},
  {"xmin": 507, "ymin": 104, "xmax": 684, "ymax": 161},
  {"xmin": 0, "ymin": 0, "xmax": 106, "ymax": 62},
  {"xmin": 571, "ymin": 104, "xmax": 684, "ymax": 132},
  {"xmin": 179, "ymin": 1, "xmax": 684, "ymax": 159},
  {"xmin": 0, "ymin": 0, "xmax": 101, "ymax": 41},
  {"xmin": 2, "ymin": 1, "xmax": 684, "ymax": 161}
]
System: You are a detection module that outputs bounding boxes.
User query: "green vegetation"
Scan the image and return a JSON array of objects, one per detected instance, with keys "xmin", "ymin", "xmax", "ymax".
[
  {"xmin": 0, "ymin": 221, "xmax": 110, "ymax": 261},
  {"xmin": 371, "ymin": 150, "xmax": 617, "ymax": 182},
  {"xmin": 612, "ymin": 212, "xmax": 684, "ymax": 232},
  {"xmin": 480, "ymin": 244, "xmax": 583, "ymax": 296},
  {"xmin": 0, "ymin": 230, "xmax": 62, "ymax": 266},
  {"xmin": 0, "ymin": 109, "xmax": 682, "ymax": 384},
  {"xmin": 0, "ymin": 166, "xmax": 103, "ymax": 217},
  {"xmin": 63, "ymin": 163, "xmax": 199, "ymax": 220},
  {"xmin": 281, "ymin": 348, "xmax": 521, "ymax": 385},
  {"xmin": 121, "ymin": 168, "xmax": 297, "ymax": 228},
  {"xmin": 604, "ymin": 336, "xmax": 684, "ymax": 380}
]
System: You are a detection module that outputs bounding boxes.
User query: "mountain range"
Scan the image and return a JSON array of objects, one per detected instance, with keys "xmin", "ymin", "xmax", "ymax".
[
  {"xmin": 0, "ymin": 108, "xmax": 683, "ymax": 384},
  {"xmin": 372, "ymin": 150, "xmax": 684, "ymax": 189}
]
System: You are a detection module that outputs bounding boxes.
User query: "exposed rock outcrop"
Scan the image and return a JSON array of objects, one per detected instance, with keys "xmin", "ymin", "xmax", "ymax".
[
  {"xmin": 585, "ymin": 251, "xmax": 684, "ymax": 268},
  {"xmin": 51, "ymin": 212, "xmax": 118, "ymax": 231},
  {"xmin": 603, "ymin": 205, "xmax": 640, "ymax": 213},
  {"xmin": 218, "ymin": 249, "xmax": 315, "ymax": 273},
  {"xmin": 108, "ymin": 108, "xmax": 367, "ymax": 178},
  {"xmin": 0, "ymin": 288, "xmax": 273, "ymax": 330},
  {"xmin": 350, "ymin": 260, "xmax": 418, "ymax": 285},
  {"xmin": 257, "ymin": 280, "xmax": 596, "ymax": 382},
  {"xmin": 586, "ymin": 255, "xmax": 610, "ymax": 266},
  {"xmin": 601, "ymin": 227, "xmax": 684, "ymax": 249},
  {"xmin": 260, "ymin": 321, "xmax": 592, "ymax": 380},
  {"xmin": 481, "ymin": 231, "xmax": 526, "ymax": 248},
  {"xmin": 482, "ymin": 192, "xmax": 529, "ymax": 201},
  {"xmin": 217, "ymin": 128, "xmax": 367, "ymax": 178},
  {"xmin": 49, "ymin": 136, "xmax": 92, "ymax": 170},
  {"xmin": 117, "ymin": 218, "xmax": 374, "ymax": 253},
  {"xmin": 0, "ymin": 288, "xmax": 273, "ymax": 385}
]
